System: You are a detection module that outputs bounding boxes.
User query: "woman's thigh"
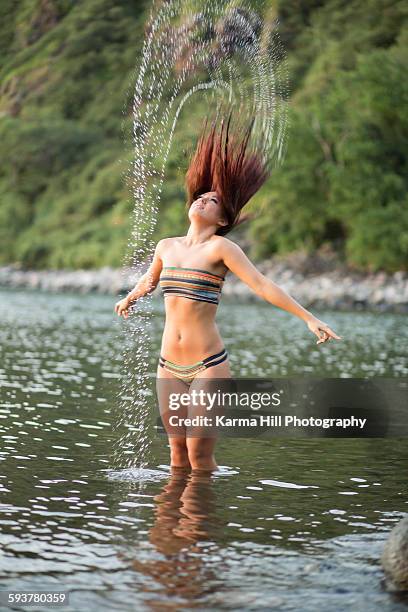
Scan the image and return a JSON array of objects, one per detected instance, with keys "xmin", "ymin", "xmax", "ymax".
[
  {"xmin": 156, "ymin": 362, "xmax": 190, "ymax": 438},
  {"xmin": 186, "ymin": 358, "xmax": 234, "ymax": 439},
  {"xmin": 156, "ymin": 358, "xmax": 234, "ymax": 441}
]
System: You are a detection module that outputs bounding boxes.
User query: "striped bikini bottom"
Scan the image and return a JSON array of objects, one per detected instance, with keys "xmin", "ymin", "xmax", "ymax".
[{"xmin": 159, "ymin": 347, "xmax": 228, "ymax": 384}]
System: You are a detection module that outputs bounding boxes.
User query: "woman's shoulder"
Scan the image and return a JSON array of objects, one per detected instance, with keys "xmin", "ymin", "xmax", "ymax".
[
  {"xmin": 210, "ymin": 235, "xmax": 241, "ymax": 253},
  {"xmin": 209, "ymin": 235, "xmax": 233, "ymax": 247},
  {"xmin": 156, "ymin": 236, "xmax": 178, "ymax": 248}
]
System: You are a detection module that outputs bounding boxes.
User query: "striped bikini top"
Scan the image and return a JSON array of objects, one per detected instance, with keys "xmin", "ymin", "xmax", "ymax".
[{"xmin": 159, "ymin": 266, "xmax": 225, "ymax": 305}]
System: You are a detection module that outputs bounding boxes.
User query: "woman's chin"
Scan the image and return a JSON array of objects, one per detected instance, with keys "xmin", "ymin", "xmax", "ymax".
[{"xmin": 189, "ymin": 210, "xmax": 206, "ymax": 220}]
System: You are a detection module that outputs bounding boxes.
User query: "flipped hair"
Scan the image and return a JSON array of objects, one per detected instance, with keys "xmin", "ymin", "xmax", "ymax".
[{"xmin": 184, "ymin": 109, "xmax": 271, "ymax": 235}]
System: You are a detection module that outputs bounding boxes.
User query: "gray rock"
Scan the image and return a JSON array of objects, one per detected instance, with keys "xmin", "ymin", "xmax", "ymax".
[
  {"xmin": 381, "ymin": 515, "xmax": 408, "ymax": 592},
  {"xmin": 1, "ymin": 257, "xmax": 408, "ymax": 313}
]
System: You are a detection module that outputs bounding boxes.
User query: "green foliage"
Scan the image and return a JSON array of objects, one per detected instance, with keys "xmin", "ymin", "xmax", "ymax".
[
  {"xmin": 249, "ymin": 0, "xmax": 408, "ymax": 271},
  {"xmin": 0, "ymin": 0, "xmax": 407, "ymax": 271}
]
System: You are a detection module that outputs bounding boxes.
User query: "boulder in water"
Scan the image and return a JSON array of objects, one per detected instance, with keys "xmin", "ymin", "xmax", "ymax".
[{"xmin": 381, "ymin": 515, "xmax": 408, "ymax": 592}]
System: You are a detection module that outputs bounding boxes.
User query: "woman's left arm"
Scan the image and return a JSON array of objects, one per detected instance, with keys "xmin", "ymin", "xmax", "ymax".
[{"xmin": 220, "ymin": 238, "xmax": 342, "ymax": 345}]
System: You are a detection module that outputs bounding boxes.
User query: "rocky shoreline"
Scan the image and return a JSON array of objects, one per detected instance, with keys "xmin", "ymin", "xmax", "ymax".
[{"xmin": 0, "ymin": 251, "xmax": 407, "ymax": 313}]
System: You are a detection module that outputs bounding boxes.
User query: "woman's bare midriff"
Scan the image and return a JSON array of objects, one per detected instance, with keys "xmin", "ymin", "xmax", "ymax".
[{"xmin": 160, "ymin": 296, "xmax": 224, "ymax": 363}]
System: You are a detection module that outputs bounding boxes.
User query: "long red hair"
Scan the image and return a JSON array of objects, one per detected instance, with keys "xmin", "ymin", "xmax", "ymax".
[{"xmin": 184, "ymin": 109, "xmax": 271, "ymax": 236}]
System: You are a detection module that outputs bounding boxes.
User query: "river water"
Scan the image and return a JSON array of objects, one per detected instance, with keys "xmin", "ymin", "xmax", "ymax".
[{"xmin": 0, "ymin": 288, "xmax": 407, "ymax": 611}]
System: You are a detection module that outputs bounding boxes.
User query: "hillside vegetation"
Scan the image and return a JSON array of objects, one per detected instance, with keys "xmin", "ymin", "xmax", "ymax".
[{"xmin": 0, "ymin": 0, "xmax": 407, "ymax": 271}]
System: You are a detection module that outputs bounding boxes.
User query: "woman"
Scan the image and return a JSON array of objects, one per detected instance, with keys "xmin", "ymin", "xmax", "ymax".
[{"xmin": 114, "ymin": 112, "xmax": 341, "ymax": 471}]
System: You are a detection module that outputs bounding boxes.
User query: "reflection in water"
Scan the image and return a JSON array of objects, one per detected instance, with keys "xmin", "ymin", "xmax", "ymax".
[{"xmin": 124, "ymin": 468, "xmax": 221, "ymax": 607}]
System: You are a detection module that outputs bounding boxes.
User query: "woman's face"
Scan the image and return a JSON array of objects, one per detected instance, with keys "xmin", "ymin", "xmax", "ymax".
[{"xmin": 189, "ymin": 191, "xmax": 226, "ymax": 229}]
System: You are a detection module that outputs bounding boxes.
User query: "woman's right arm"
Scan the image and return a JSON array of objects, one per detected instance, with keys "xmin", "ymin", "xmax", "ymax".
[{"xmin": 114, "ymin": 239, "xmax": 166, "ymax": 318}]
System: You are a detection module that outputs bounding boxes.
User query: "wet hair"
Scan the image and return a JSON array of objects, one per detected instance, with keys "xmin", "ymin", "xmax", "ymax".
[{"xmin": 184, "ymin": 109, "xmax": 271, "ymax": 236}]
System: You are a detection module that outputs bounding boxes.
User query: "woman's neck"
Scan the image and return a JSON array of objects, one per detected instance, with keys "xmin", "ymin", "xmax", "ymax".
[{"xmin": 184, "ymin": 224, "xmax": 216, "ymax": 245}]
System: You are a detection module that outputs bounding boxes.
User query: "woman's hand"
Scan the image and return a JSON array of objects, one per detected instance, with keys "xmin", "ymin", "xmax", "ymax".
[
  {"xmin": 114, "ymin": 296, "xmax": 132, "ymax": 319},
  {"xmin": 306, "ymin": 316, "xmax": 342, "ymax": 345}
]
